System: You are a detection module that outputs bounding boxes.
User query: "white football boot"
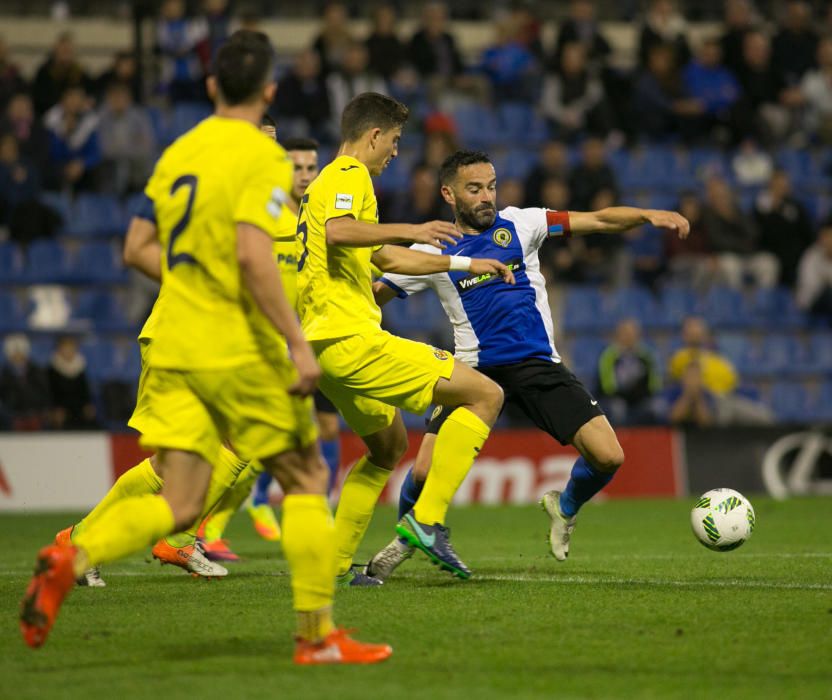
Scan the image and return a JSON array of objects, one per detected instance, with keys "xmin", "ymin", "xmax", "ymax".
[
  {"xmin": 366, "ymin": 537, "xmax": 414, "ymax": 581},
  {"xmin": 540, "ymin": 490, "xmax": 577, "ymax": 561},
  {"xmin": 77, "ymin": 567, "xmax": 106, "ymax": 587}
]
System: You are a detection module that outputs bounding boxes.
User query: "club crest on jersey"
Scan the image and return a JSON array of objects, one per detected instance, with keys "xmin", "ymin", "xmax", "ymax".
[
  {"xmin": 334, "ymin": 193, "xmax": 353, "ymax": 210},
  {"xmin": 433, "ymin": 348, "xmax": 450, "ymax": 361},
  {"xmin": 267, "ymin": 186, "xmax": 289, "ymax": 218},
  {"xmin": 492, "ymin": 228, "xmax": 512, "ymax": 247}
]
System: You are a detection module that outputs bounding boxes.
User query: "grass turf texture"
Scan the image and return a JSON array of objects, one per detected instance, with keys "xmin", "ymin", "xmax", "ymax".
[{"xmin": 2, "ymin": 498, "xmax": 831, "ymax": 700}]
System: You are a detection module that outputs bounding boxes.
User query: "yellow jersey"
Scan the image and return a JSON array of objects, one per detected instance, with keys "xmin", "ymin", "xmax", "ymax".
[
  {"xmin": 668, "ymin": 348, "xmax": 738, "ymax": 396},
  {"xmin": 142, "ymin": 115, "xmax": 294, "ymax": 369},
  {"xmin": 296, "ymin": 154, "xmax": 381, "ymax": 341},
  {"xmin": 272, "ymin": 201, "xmax": 300, "ymax": 312}
]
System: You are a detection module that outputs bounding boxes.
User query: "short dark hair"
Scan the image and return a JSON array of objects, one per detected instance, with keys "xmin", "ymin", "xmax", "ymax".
[
  {"xmin": 213, "ymin": 30, "xmax": 274, "ymax": 106},
  {"xmin": 340, "ymin": 92, "xmax": 409, "ymax": 143},
  {"xmin": 282, "ymin": 137, "xmax": 319, "ymax": 152},
  {"xmin": 439, "ymin": 150, "xmax": 492, "ymax": 185}
]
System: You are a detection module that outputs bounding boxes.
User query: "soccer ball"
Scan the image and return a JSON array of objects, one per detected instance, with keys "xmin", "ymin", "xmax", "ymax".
[{"xmin": 690, "ymin": 488, "xmax": 755, "ymax": 552}]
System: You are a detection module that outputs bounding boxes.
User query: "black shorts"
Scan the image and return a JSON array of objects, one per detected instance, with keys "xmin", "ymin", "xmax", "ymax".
[
  {"xmin": 314, "ymin": 389, "xmax": 337, "ymax": 414},
  {"xmin": 427, "ymin": 359, "xmax": 603, "ymax": 445}
]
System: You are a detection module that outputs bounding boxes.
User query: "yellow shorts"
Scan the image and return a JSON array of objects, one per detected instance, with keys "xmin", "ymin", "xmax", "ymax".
[
  {"xmin": 312, "ymin": 330, "xmax": 454, "ymax": 437},
  {"xmin": 136, "ymin": 359, "xmax": 318, "ymax": 464},
  {"xmin": 126, "ymin": 338, "xmax": 152, "ymax": 435}
]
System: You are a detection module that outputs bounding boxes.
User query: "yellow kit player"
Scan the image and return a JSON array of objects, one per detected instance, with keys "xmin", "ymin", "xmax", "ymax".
[
  {"xmin": 20, "ymin": 31, "xmax": 391, "ymax": 665},
  {"xmin": 296, "ymin": 92, "xmax": 514, "ymax": 585}
]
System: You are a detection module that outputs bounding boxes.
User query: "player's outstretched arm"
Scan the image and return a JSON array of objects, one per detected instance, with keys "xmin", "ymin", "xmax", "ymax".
[
  {"xmin": 123, "ymin": 217, "xmax": 162, "ymax": 281},
  {"xmin": 568, "ymin": 208, "xmax": 690, "ymax": 239},
  {"xmin": 327, "ymin": 216, "xmax": 463, "ymax": 249},
  {"xmin": 371, "ymin": 245, "xmax": 515, "ymax": 284},
  {"xmin": 237, "ymin": 222, "xmax": 320, "ymax": 396}
]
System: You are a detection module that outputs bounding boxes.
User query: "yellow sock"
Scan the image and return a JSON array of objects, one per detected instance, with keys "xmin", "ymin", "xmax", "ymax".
[
  {"xmin": 282, "ymin": 494, "xmax": 336, "ymax": 641},
  {"xmin": 166, "ymin": 446, "xmax": 247, "ymax": 548},
  {"xmin": 72, "ymin": 458, "xmax": 162, "ymax": 541},
  {"xmin": 73, "ymin": 494, "xmax": 175, "ymax": 567},
  {"xmin": 203, "ymin": 461, "xmax": 262, "ymax": 541},
  {"xmin": 414, "ymin": 407, "xmax": 491, "ymax": 525},
  {"xmin": 332, "ymin": 457, "xmax": 391, "ymax": 576}
]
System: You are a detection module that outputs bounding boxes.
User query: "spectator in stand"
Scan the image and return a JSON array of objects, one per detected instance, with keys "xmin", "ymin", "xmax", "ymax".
[
  {"xmin": 2, "ymin": 93, "xmax": 50, "ymax": 176},
  {"xmin": 273, "ymin": 48, "xmax": 331, "ymax": 142},
  {"xmin": 633, "ymin": 42, "xmax": 703, "ymax": 141},
  {"xmin": 702, "ymin": 175, "xmax": 777, "ymax": 289},
  {"xmin": 753, "ymin": 169, "xmax": 814, "ymax": 287},
  {"xmin": 479, "ymin": 14, "xmax": 538, "ymax": 104},
  {"xmin": 772, "ymin": 0, "xmax": 818, "ymax": 86},
  {"xmin": 664, "ymin": 361, "xmax": 716, "ymax": 427},
  {"xmin": 541, "ymin": 41, "xmax": 607, "ymax": 140},
  {"xmin": 731, "ymin": 138, "xmax": 773, "ymax": 187},
  {"xmin": 668, "ymin": 316, "xmax": 737, "ymax": 396},
  {"xmin": 0, "ymin": 132, "xmax": 60, "ymax": 246},
  {"xmin": 93, "ymin": 50, "xmax": 141, "ymax": 103},
  {"xmin": 312, "ymin": 1, "xmax": 354, "ymax": 76},
  {"xmin": 420, "ymin": 129, "xmax": 459, "ymax": 170},
  {"xmin": 98, "ymin": 82, "xmax": 155, "ymax": 196},
  {"xmin": 719, "ymin": 0, "xmax": 756, "ymax": 77},
  {"xmin": 497, "ymin": 178, "xmax": 525, "ymax": 209},
  {"xmin": 408, "ymin": 2, "xmax": 465, "ymax": 92},
  {"xmin": 552, "ymin": 0, "xmax": 610, "ymax": 71},
  {"xmin": 509, "ymin": 4, "xmax": 544, "ymax": 62},
  {"xmin": 682, "ymin": 39, "xmax": 740, "ymax": 142},
  {"xmin": 524, "ymin": 140, "xmax": 569, "ymax": 206},
  {"xmin": 47, "ymin": 335, "xmax": 97, "ymax": 430},
  {"xmin": 539, "ymin": 177, "xmax": 570, "ymax": 211},
  {"xmin": 568, "ymin": 136, "xmax": 617, "ymax": 211},
  {"xmin": 0, "ymin": 334, "xmax": 51, "ymax": 431},
  {"xmin": 598, "ymin": 318, "xmax": 662, "ymax": 425},
  {"xmin": 735, "ymin": 31, "xmax": 802, "ymax": 145},
  {"xmin": 31, "ymin": 32, "xmax": 91, "ymax": 116},
  {"xmin": 156, "ymin": 0, "xmax": 208, "ymax": 103},
  {"xmin": 44, "ymin": 85, "xmax": 102, "ymax": 192},
  {"xmin": 801, "ymin": 37, "xmax": 832, "ymax": 144},
  {"xmin": 326, "ymin": 41, "xmax": 387, "ymax": 135},
  {"xmin": 663, "ymin": 191, "xmax": 714, "ymax": 288},
  {"xmin": 0, "ymin": 36, "xmax": 26, "ymax": 110},
  {"xmin": 639, "ymin": 0, "xmax": 690, "ymax": 69},
  {"xmin": 365, "ymin": 3, "xmax": 406, "ymax": 80},
  {"xmin": 796, "ymin": 218, "xmax": 832, "ymax": 324},
  {"xmin": 202, "ymin": 0, "xmax": 231, "ymax": 63},
  {"xmin": 390, "ymin": 163, "xmax": 446, "ymax": 223}
]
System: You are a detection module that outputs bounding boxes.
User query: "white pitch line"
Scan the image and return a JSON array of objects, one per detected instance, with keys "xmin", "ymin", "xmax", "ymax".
[{"xmin": 466, "ymin": 574, "xmax": 832, "ymax": 591}]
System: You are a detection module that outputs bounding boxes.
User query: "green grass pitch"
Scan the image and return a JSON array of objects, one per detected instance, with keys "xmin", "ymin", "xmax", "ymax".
[{"xmin": 2, "ymin": 498, "xmax": 831, "ymax": 700}]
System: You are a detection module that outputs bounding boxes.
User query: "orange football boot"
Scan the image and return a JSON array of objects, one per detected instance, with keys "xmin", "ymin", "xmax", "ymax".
[
  {"xmin": 20, "ymin": 544, "xmax": 77, "ymax": 648},
  {"xmin": 294, "ymin": 628, "xmax": 393, "ymax": 665},
  {"xmin": 151, "ymin": 539, "xmax": 228, "ymax": 578},
  {"xmin": 54, "ymin": 526, "xmax": 73, "ymax": 547}
]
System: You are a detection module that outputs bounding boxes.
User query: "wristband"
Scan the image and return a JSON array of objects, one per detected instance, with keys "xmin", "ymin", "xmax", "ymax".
[{"xmin": 448, "ymin": 255, "xmax": 472, "ymax": 272}]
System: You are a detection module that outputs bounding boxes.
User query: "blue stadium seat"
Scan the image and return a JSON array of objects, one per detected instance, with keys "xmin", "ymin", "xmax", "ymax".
[
  {"xmin": 611, "ymin": 285, "xmax": 662, "ymax": 328},
  {"xmin": 744, "ymin": 335, "xmax": 801, "ymax": 378},
  {"xmin": 72, "ymin": 242, "xmax": 126, "ymax": 284},
  {"xmin": 562, "ymin": 286, "xmax": 606, "ymax": 332},
  {"xmin": 747, "ymin": 287, "xmax": 807, "ymax": 329},
  {"xmin": 716, "ymin": 332, "xmax": 749, "ymax": 367},
  {"xmin": 658, "ymin": 285, "xmax": 698, "ymax": 328},
  {"xmin": 700, "ymin": 285, "xmax": 747, "ymax": 329},
  {"xmin": 0, "ymin": 242, "xmax": 24, "ymax": 283},
  {"xmin": 72, "ymin": 292, "xmax": 131, "ymax": 332},
  {"xmin": 806, "ymin": 332, "xmax": 832, "ymax": 374},
  {"xmin": 501, "ymin": 149, "xmax": 537, "ymax": 180},
  {"xmin": 496, "ymin": 103, "xmax": 548, "ymax": 147},
  {"xmin": 24, "ymin": 240, "xmax": 70, "ymax": 283},
  {"xmin": 376, "ymin": 149, "xmax": 415, "ymax": 193},
  {"xmin": 39, "ymin": 191, "xmax": 71, "ymax": 232},
  {"xmin": 383, "ymin": 291, "xmax": 448, "ymax": 339},
  {"xmin": 28, "ymin": 335, "xmax": 54, "ymax": 365},
  {"xmin": 0, "ymin": 294, "xmax": 27, "ymax": 332},
  {"xmin": 65, "ymin": 194, "xmax": 124, "ymax": 237},
  {"xmin": 452, "ymin": 105, "xmax": 499, "ymax": 148},
  {"xmin": 80, "ymin": 339, "xmax": 117, "ymax": 381},
  {"xmin": 623, "ymin": 146, "xmax": 675, "ymax": 190},
  {"xmin": 566, "ymin": 335, "xmax": 606, "ymax": 384},
  {"xmin": 775, "ymin": 149, "xmax": 812, "ymax": 188},
  {"xmin": 816, "ymin": 380, "xmax": 832, "ymax": 420},
  {"xmin": 769, "ymin": 381, "xmax": 813, "ymax": 423},
  {"xmin": 167, "ymin": 102, "xmax": 212, "ymax": 143}
]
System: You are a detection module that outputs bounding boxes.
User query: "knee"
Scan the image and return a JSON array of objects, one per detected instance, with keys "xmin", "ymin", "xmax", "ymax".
[
  {"xmin": 476, "ymin": 378, "xmax": 504, "ymax": 423},
  {"xmin": 370, "ymin": 429, "xmax": 408, "ymax": 468},
  {"xmin": 589, "ymin": 442, "xmax": 625, "ymax": 473}
]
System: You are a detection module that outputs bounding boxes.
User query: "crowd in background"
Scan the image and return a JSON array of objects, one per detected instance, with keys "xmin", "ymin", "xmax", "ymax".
[{"xmin": 2, "ymin": 0, "xmax": 832, "ymax": 430}]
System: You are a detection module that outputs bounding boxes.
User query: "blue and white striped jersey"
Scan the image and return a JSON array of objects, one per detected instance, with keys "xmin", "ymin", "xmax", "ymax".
[{"xmin": 380, "ymin": 206, "xmax": 569, "ymax": 369}]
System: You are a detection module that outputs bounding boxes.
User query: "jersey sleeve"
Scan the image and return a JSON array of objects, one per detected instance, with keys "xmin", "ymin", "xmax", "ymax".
[
  {"xmin": 323, "ymin": 166, "xmax": 370, "ymax": 222},
  {"xmin": 233, "ymin": 146, "xmax": 292, "ymax": 239},
  {"xmin": 502, "ymin": 206, "xmax": 571, "ymax": 249},
  {"xmin": 378, "ymin": 244, "xmax": 439, "ymax": 298}
]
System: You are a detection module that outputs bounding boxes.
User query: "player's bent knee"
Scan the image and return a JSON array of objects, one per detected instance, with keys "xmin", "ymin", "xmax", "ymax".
[{"xmin": 591, "ymin": 442, "xmax": 625, "ymax": 473}]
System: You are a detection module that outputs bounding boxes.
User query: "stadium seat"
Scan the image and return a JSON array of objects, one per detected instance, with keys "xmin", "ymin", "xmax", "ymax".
[
  {"xmin": 769, "ymin": 381, "xmax": 813, "ymax": 423},
  {"xmin": 623, "ymin": 146, "xmax": 675, "ymax": 190},
  {"xmin": 0, "ymin": 242, "xmax": 24, "ymax": 284},
  {"xmin": 658, "ymin": 285, "xmax": 698, "ymax": 328},
  {"xmin": 806, "ymin": 332, "xmax": 832, "ymax": 375},
  {"xmin": 24, "ymin": 240, "xmax": 70, "ymax": 284},
  {"xmin": 562, "ymin": 286, "xmax": 606, "ymax": 332},
  {"xmin": 744, "ymin": 334, "xmax": 801, "ymax": 378},
  {"xmin": 28, "ymin": 334, "xmax": 54, "ymax": 365},
  {"xmin": 383, "ymin": 291, "xmax": 448, "ymax": 339},
  {"xmin": 72, "ymin": 242, "xmax": 127, "ymax": 284},
  {"xmin": 39, "ymin": 191, "xmax": 71, "ymax": 232},
  {"xmin": 65, "ymin": 194, "xmax": 124, "ymax": 238},
  {"xmin": 72, "ymin": 291, "xmax": 131, "ymax": 332},
  {"xmin": 496, "ymin": 103, "xmax": 548, "ymax": 147},
  {"xmin": 716, "ymin": 332, "xmax": 749, "ymax": 367},
  {"xmin": 167, "ymin": 102, "xmax": 212, "ymax": 144},
  {"xmin": 610, "ymin": 285, "xmax": 661, "ymax": 329},
  {"xmin": 80, "ymin": 339, "xmax": 117, "ymax": 381},
  {"xmin": 700, "ymin": 286, "xmax": 747, "ymax": 329},
  {"xmin": 0, "ymin": 294, "xmax": 27, "ymax": 332},
  {"xmin": 747, "ymin": 287, "xmax": 807, "ymax": 329},
  {"xmin": 566, "ymin": 335, "xmax": 606, "ymax": 384},
  {"xmin": 451, "ymin": 104, "xmax": 500, "ymax": 148}
]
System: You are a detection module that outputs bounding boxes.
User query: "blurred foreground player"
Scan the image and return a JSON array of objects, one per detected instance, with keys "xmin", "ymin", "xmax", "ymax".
[
  {"xmin": 21, "ymin": 31, "xmax": 392, "ymax": 664},
  {"xmin": 367, "ymin": 150, "xmax": 690, "ymax": 580}
]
